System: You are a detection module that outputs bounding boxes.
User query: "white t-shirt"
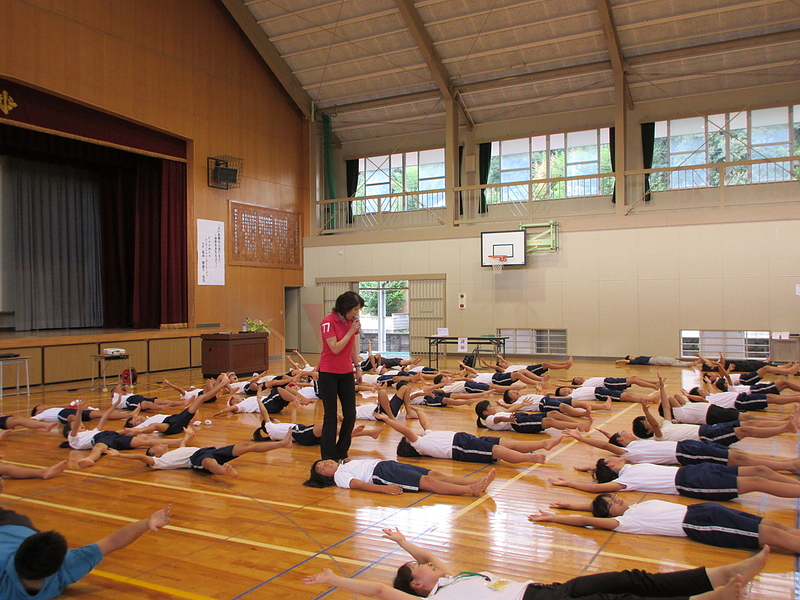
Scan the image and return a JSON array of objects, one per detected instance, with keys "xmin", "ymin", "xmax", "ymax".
[
  {"xmin": 671, "ymin": 403, "xmax": 711, "ymax": 424},
  {"xmin": 181, "ymin": 388, "xmax": 201, "ymax": 401},
  {"xmin": 582, "ymin": 377, "xmax": 606, "ymax": 387},
  {"xmin": 614, "ymin": 463, "xmax": 679, "ymax": 495},
  {"xmin": 707, "ymin": 392, "xmax": 739, "ymax": 409},
  {"xmin": 131, "ymin": 414, "xmax": 169, "ymax": 429},
  {"xmin": 503, "ymin": 364, "xmax": 527, "ymax": 373},
  {"xmin": 333, "ymin": 458, "xmax": 382, "ymax": 489},
  {"xmin": 429, "ymin": 572, "xmax": 529, "ymax": 600},
  {"xmin": 613, "ymin": 500, "xmax": 688, "ymax": 537},
  {"xmin": 262, "ymin": 421, "xmax": 293, "ymax": 440},
  {"xmin": 568, "ymin": 387, "xmax": 598, "ymax": 401},
  {"xmin": 410, "ymin": 430, "xmax": 456, "ymax": 459},
  {"xmin": 298, "ymin": 386, "xmax": 319, "ymax": 400},
  {"xmin": 517, "ymin": 394, "xmax": 545, "ymax": 411},
  {"xmin": 361, "ymin": 374, "xmax": 380, "ymax": 385},
  {"xmin": 484, "ymin": 412, "xmax": 513, "ymax": 431},
  {"xmin": 442, "ymin": 381, "xmax": 468, "ymax": 394},
  {"xmin": 622, "ymin": 439, "xmax": 679, "ymax": 465},
  {"xmin": 654, "ymin": 420, "xmax": 700, "ymax": 442},
  {"xmin": 233, "ymin": 396, "xmax": 262, "ymax": 413},
  {"xmin": 32, "ymin": 407, "xmax": 64, "ymax": 422},
  {"xmin": 68, "ymin": 428, "xmax": 99, "ymax": 450},
  {"xmin": 473, "ymin": 373, "xmax": 494, "ymax": 384},
  {"xmin": 355, "ymin": 404, "xmax": 378, "ymax": 420},
  {"xmin": 151, "ymin": 446, "xmax": 199, "ymax": 470}
]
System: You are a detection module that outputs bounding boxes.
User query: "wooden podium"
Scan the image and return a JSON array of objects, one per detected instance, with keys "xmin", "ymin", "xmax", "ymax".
[{"xmin": 201, "ymin": 332, "xmax": 269, "ymax": 377}]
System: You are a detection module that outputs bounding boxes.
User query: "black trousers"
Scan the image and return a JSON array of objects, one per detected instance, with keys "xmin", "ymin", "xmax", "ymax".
[
  {"xmin": 522, "ymin": 567, "xmax": 712, "ymax": 600},
  {"xmin": 318, "ymin": 371, "xmax": 356, "ymax": 460}
]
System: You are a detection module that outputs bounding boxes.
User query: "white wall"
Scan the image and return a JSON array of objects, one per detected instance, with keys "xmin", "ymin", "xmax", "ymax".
[{"xmin": 304, "ymin": 218, "xmax": 800, "ymax": 358}]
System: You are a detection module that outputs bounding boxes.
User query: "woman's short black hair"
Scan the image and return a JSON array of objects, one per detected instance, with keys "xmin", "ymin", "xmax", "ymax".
[
  {"xmin": 397, "ymin": 437, "xmax": 422, "ymax": 458},
  {"xmin": 502, "ymin": 389, "xmax": 514, "ymax": 404},
  {"xmin": 474, "ymin": 400, "xmax": 491, "ymax": 428},
  {"xmin": 608, "ymin": 432, "xmax": 624, "ymax": 447},
  {"xmin": 593, "ymin": 458, "xmax": 620, "ymax": 483},
  {"xmin": 395, "ymin": 380, "xmax": 409, "ymax": 390},
  {"xmin": 688, "ymin": 386, "xmax": 702, "ymax": 397},
  {"xmin": 554, "ymin": 387, "xmax": 570, "ymax": 397},
  {"xmin": 15, "ymin": 531, "xmax": 67, "ymax": 580},
  {"xmin": 715, "ymin": 378, "xmax": 727, "ymax": 392},
  {"xmin": 394, "ymin": 562, "xmax": 424, "ymax": 596},
  {"xmin": 303, "ymin": 460, "xmax": 336, "ymax": 488},
  {"xmin": 591, "ymin": 494, "xmax": 614, "ymax": 518},
  {"xmin": 631, "ymin": 416, "xmax": 653, "ymax": 439},
  {"xmin": 332, "ymin": 291, "xmax": 365, "ymax": 317},
  {"xmin": 252, "ymin": 424, "xmax": 271, "ymax": 442},
  {"xmin": 432, "ymin": 374, "xmax": 444, "ymax": 385}
]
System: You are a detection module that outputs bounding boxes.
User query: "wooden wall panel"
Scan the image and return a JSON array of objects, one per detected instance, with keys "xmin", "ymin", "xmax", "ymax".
[
  {"xmin": 190, "ymin": 336, "xmax": 202, "ymax": 368},
  {"xmin": 0, "ymin": 0, "xmax": 307, "ymax": 341},
  {"xmin": 43, "ymin": 344, "xmax": 98, "ymax": 383},
  {"xmin": 99, "ymin": 340, "xmax": 148, "ymax": 375},
  {"xmin": 149, "ymin": 338, "xmax": 191, "ymax": 372}
]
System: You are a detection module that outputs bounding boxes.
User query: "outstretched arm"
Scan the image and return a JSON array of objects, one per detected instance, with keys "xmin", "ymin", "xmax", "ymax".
[
  {"xmin": 563, "ymin": 429, "xmax": 625, "ymax": 455},
  {"xmin": 303, "ymin": 568, "xmax": 414, "ymax": 600},
  {"xmin": 640, "ymin": 401, "xmax": 662, "ymax": 437},
  {"xmin": 527, "ymin": 509, "xmax": 619, "ymax": 530},
  {"xmin": 380, "ymin": 528, "xmax": 451, "ymax": 574},
  {"xmin": 657, "ymin": 373, "xmax": 672, "ymax": 421},
  {"xmin": 548, "ymin": 476, "xmax": 624, "ymax": 493},
  {"xmin": 95, "ymin": 505, "xmax": 171, "ymax": 556}
]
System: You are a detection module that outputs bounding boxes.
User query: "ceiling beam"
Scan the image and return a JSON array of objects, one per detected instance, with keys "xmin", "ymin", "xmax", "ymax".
[
  {"xmin": 393, "ymin": 0, "xmax": 473, "ymax": 129},
  {"xmin": 219, "ymin": 0, "xmax": 314, "ymax": 120},
  {"xmin": 595, "ymin": 0, "xmax": 633, "ymax": 109}
]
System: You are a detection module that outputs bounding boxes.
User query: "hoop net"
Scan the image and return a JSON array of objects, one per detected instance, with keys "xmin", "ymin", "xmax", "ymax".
[{"xmin": 488, "ymin": 254, "xmax": 508, "ymax": 274}]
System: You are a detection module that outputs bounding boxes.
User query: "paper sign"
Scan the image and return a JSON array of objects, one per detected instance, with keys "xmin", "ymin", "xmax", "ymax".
[
  {"xmin": 457, "ymin": 337, "xmax": 468, "ymax": 352},
  {"xmin": 436, "ymin": 328, "xmax": 449, "ymax": 337}
]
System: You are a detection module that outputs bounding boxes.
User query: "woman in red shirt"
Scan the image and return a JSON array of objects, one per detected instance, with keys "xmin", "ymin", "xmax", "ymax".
[{"xmin": 318, "ymin": 291, "xmax": 365, "ymax": 460}]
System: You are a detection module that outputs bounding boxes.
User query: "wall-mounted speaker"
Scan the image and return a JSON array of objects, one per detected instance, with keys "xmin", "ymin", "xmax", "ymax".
[{"xmin": 208, "ymin": 156, "xmax": 244, "ymax": 189}]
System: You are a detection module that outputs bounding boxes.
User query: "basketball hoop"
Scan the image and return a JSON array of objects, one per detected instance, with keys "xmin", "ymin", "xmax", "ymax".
[{"xmin": 488, "ymin": 254, "xmax": 508, "ymax": 274}]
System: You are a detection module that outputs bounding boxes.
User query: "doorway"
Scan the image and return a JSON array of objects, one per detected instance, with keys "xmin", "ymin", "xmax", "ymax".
[{"xmin": 358, "ymin": 280, "xmax": 409, "ymax": 354}]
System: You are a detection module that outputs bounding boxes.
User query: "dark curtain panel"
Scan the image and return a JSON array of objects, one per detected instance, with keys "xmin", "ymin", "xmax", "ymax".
[
  {"xmin": 478, "ymin": 142, "xmax": 491, "ymax": 213},
  {"xmin": 0, "ymin": 122, "xmax": 187, "ymax": 330},
  {"xmin": 160, "ymin": 160, "xmax": 188, "ymax": 325},
  {"xmin": 458, "ymin": 145, "xmax": 463, "ymax": 215},
  {"xmin": 345, "ymin": 158, "xmax": 359, "ymax": 224},
  {"xmin": 609, "ymin": 127, "xmax": 616, "ymax": 204},
  {"xmin": 641, "ymin": 122, "xmax": 655, "ymax": 202}
]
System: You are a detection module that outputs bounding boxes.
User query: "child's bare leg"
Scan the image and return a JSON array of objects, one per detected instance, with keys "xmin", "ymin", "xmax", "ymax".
[
  {"xmin": 492, "ymin": 445, "xmax": 546, "ymax": 464},
  {"xmin": 627, "ymin": 376, "xmax": 659, "ymax": 389},
  {"xmin": 4, "ymin": 416, "xmax": 54, "ymax": 431},
  {"xmin": 0, "ymin": 460, "xmax": 67, "ymax": 479},
  {"xmin": 78, "ymin": 443, "xmax": 108, "ymax": 468},
  {"xmin": 705, "ymin": 545, "xmax": 769, "ymax": 588},
  {"xmin": 420, "ymin": 469, "xmax": 494, "ymax": 496},
  {"xmin": 351, "ymin": 424, "xmax": 381, "ymax": 439},
  {"xmin": 619, "ymin": 391, "xmax": 658, "ymax": 403},
  {"xmin": 201, "ymin": 458, "xmax": 237, "ymax": 477},
  {"xmin": 557, "ymin": 404, "xmax": 589, "ymax": 418},
  {"xmin": 735, "ymin": 420, "xmax": 795, "ymax": 440},
  {"xmin": 162, "ymin": 378, "xmax": 187, "ymax": 395},
  {"xmin": 230, "ymin": 437, "xmax": 292, "ymax": 457}
]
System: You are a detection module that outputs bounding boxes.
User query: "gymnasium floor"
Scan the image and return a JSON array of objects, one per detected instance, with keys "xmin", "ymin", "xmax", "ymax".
[{"xmin": 1, "ymin": 357, "xmax": 798, "ymax": 599}]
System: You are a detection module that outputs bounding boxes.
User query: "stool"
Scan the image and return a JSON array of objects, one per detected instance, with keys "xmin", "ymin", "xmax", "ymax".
[
  {"xmin": 0, "ymin": 356, "xmax": 31, "ymax": 412},
  {"xmin": 90, "ymin": 354, "xmax": 131, "ymax": 391}
]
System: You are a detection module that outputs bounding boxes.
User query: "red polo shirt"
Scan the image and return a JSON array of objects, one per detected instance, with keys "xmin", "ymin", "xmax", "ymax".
[{"xmin": 318, "ymin": 312, "xmax": 358, "ymax": 374}]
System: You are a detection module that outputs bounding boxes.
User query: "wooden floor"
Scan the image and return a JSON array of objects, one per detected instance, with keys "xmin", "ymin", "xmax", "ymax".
[{"xmin": 1, "ymin": 358, "xmax": 798, "ymax": 599}]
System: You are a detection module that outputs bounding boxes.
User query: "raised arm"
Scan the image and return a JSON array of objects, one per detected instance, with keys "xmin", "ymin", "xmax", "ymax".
[
  {"xmin": 547, "ymin": 476, "xmax": 624, "ymax": 493},
  {"xmin": 374, "ymin": 411, "xmax": 419, "ymax": 442},
  {"xmin": 95, "ymin": 505, "xmax": 171, "ymax": 556},
  {"xmin": 640, "ymin": 400, "xmax": 662, "ymax": 437},
  {"xmin": 717, "ymin": 358, "xmax": 733, "ymax": 386},
  {"xmin": 97, "ymin": 395, "xmax": 123, "ymax": 430},
  {"xmin": 70, "ymin": 399, "xmax": 88, "ymax": 437},
  {"xmin": 563, "ymin": 430, "xmax": 625, "ymax": 455},
  {"xmin": 657, "ymin": 373, "xmax": 672, "ymax": 421},
  {"xmin": 380, "ymin": 528, "xmax": 451, "ymax": 574},
  {"xmin": 178, "ymin": 426, "xmax": 196, "ymax": 448}
]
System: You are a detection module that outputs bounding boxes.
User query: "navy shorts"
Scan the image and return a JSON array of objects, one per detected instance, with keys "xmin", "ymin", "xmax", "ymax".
[
  {"xmin": 749, "ymin": 382, "xmax": 778, "ymax": 395},
  {"xmin": 120, "ymin": 395, "xmax": 156, "ymax": 410},
  {"xmin": 381, "ymin": 358, "xmax": 405, "ymax": 369},
  {"xmin": 359, "ymin": 358, "xmax": 373, "ymax": 371},
  {"xmin": 291, "ymin": 424, "xmax": 320, "ymax": 446},
  {"xmin": 539, "ymin": 397, "xmax": 570, "ymax": 413},
  {"xmin": 93, "ymin": 430, "xmax": 134, "ymax": 450},
  {"xmin": 492, "ymin": 372, "xmax": 514, "ymax": 385},
  {"xmin": 734, "ymin": 393, "xmax": 767, "ymax": 411},
  {"xmin": 675, "ymin": 463, "xmax": 739, "ymax": 501},
  {"xmin": 705, "ymin": 404, "xmax": 741, "ymax": 425},
  {"xmin": 526, "ymin": 365, "xmax": 548, "ymax": 376},
  {"xmin": 737, "ymin": 371, "xmax": 762, "ymax": 386},
  {"xmin": 420, "ymin": 367, "xmax": 437, "ymax": 374},
  {"xmin": 675, "ymin": 440, "xmax": 730, "ymax": 465},
  {"xmin": 593, "ymin": 387, "xmax": 623, "ymax": 402},
  {"xmin": 682, "ymin": 503, "xmax": 761, "ymax": 548},
  {"xmin": 599, "ymin": 377, "xmax": 629, "ymax": 390},
  {"xmin": 511, "ymin": 412, "xmax": 545, "ymax": 434},
  {"xmin": 190, "ymin": 445, "xmax": 237, "ymax": 471},
  {"xmin": 263, "ymin": 389, "xmax": 290, "ymax": 414},
  {"xmin": 161, "ymin": 409, "xmax": 193, "ymax": 436},
  {"xmin": 451, "ymin": 432, "xmax": 500, "ymax": 463},
  {"xmin": 57, "ymin": 409, "xmax": 95, "ymax": 424},
  {"xmin": 465, "ymin": 381, "xmax": 490, "ymax": 393},
  {"xmin": 371, "ymin": 461, "xmax": 430, "ymax": 492},
  {"xmin": 420, "ymin": 392, "xmax": 448, "ymax": 407},
  {"xmin": 374, "ymin": 394, "xmax": 404, "ymax": 418},
  {"xmin": 698, "ymin": 421, "xmax": 740, "ymax": 447},
  {"xmin": 0, "ymin": 416, "xmax": 10, "ymax": 430}
]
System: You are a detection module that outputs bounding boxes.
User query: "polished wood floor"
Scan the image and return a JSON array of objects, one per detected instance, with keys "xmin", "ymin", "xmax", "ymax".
[{"xmin": 1, "ymin": 358, "xmax": 797, "ymax": 599}]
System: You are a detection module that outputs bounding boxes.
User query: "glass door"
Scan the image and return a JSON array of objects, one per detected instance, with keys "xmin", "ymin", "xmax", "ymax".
[{"xmin": 358, "ymin": 281, "xmax": 409, "ymax": 353}]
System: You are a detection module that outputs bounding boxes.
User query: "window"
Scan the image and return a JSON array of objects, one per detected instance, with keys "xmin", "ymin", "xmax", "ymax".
[
  {"xmin": 354, "ymin": 149, "xmax": 445, "ymax": 214},
  {"xmin": 499, "ymin": 328, "xmax": 567, "ymax": 355},
  {"xmin": 487, "ymin": 128, "xmax": 612, "ymax": 203},
  {"xmin": 680, "ymin": 330, "xmax": 771, "ymax": 360},
  {"xmin": 358, "ymin": 281, "xmax": 409, "ymax": 353},
  {"xmin": 651, "ymin": 105, "xmax": 800, "ymax": 191}
]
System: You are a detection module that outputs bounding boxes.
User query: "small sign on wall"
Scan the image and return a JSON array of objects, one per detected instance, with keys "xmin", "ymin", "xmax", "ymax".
[
  {"xmin": 197, "ymin": 219, "xmax": 225, "ymax": 285},
  {"xmin": 457, "ymin": 337, "xmax": 468, "ymax": 353}
]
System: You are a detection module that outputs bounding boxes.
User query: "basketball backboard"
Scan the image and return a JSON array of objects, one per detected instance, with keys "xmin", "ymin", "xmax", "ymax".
[{"xmin": 481, "ymin": 230, "xmax": 526, "ymax": 267}]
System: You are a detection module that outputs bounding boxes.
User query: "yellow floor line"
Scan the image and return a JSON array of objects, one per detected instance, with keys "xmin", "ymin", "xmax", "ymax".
[{"xmin": 88, "ymin": 570, "xmax": 220, "ymax": 600}]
